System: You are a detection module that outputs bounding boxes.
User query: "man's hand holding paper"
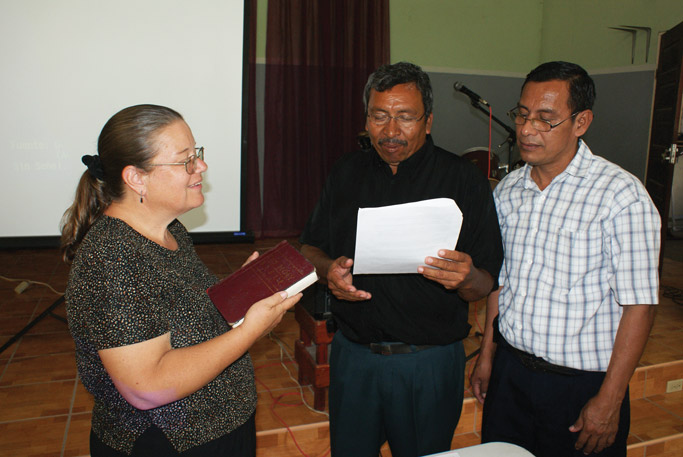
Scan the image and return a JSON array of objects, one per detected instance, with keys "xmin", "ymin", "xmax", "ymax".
[{"xmin": 419, "ymin": 248, "xmax": 475, "ymax": 288}]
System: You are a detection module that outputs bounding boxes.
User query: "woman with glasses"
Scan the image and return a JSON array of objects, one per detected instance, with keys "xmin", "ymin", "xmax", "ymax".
[{"xmin": 60, "ymin": 104, "xmax": 300, "ymax": 457}]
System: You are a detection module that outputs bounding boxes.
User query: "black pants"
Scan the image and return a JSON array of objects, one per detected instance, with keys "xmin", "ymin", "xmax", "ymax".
[
  {"xmin": 329, "ymin": 332, "xmax": 465, "ymax": 457},
  {"xmin": 481, "ymin": 342, "xmax": 629, "ymax": 457},
  {"xmin": 90, "ymin": 413, "xmax": 256, "ymax": 457}
]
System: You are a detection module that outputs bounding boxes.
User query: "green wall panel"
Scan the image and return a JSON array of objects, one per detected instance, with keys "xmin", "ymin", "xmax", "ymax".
[
  {"xmin": 390, "ymin": 0, "xmax": 542, "ymax": 73},
  {"xmin": 541, "ymin": 0, "xmax": 683, "ymax": 69},
  {"xmin": 256, "ymin": 1, "xmax": 683, "ymax": 72}
]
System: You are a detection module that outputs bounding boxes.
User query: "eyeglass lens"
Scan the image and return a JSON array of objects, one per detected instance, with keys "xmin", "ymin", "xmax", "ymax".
[
  {"xmin": 368, "ymin": 114, "xmax": 422, "ymax": 127},
  {"xmin": 185, "ymin": 147, "xmax": 204, "ymax": 174},
  {"xmin": 508, "ymin": 111, "xmax": 551, "ymax": 132}
]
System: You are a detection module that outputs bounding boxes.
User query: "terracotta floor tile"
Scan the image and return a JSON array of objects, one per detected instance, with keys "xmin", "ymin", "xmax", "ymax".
[
  {"xmin": 26, "ymin": 311, "xmax": 70, "ymax": 334},
  {"xmin": 454, "ymin": 398, "xmax": 478, "ymax": 434},
  {"xmin": 648, "ymin": 391, "xmax": 683, "ymax": 418},
  {"xmin": 250, "ymin": 333, "xmax": 297, "ymax": 362},
  {"xmin": 0, "ymin": 415, "xmax": 68, "ymax": 457},
  {"xmin": 641, "ymin": 339, "xmax": 683, "ymax": 366},
  {"xmin": 451, "ymin": 432, "xmax": 484, "ymax": 450},
  {"xmin": 0, "ymin": 379, "xmax": 75, "ymax": 421},
  {"xmin": 629, "ymin": 398, "xmax": 683, "ymax": 441},
  {"xmin": 256, "ymin": 386, "xmax": 329, "ymax": 432},
  {"xmin": 627, "ymin": 432, "xmax": 645, "ymax": 445},
  {"xmin": 0, "ymin": 295, "xmax": 40, "ymax": 317},
  {"xmin": 0, "ymin": 314, "xmax": 34, "ymax": 336},
  {"xmin": 630, "ymin": 369, "xmax": 647, "ymax": 399},
  {"xmin": 72, "ymin": 380, "xmax": 94, "ymax": 414},
  {"xmin": 639, "ymin": 434, "xmax": 683, "ymax": 457},
  {"xmin": 627, "ymin": 445, "xmax": 646, "ymax": 457},
  {"xmin": 254, "ymin": 359, "xmax": 301, "ymax": 391},
  {"xmin": 13, "ymin": 332, "xmax": 74, "ymax": 358},
  {"xmin": 62, "ymin": 412, "xmax": 91, "ymax": 457},
  {"xmin": 0, "ymin": 353, "xmax": 77, "ymax": 386},
  {"xmin": 256, "ymin": 422, "xmax": 330, "ymax": 457}
]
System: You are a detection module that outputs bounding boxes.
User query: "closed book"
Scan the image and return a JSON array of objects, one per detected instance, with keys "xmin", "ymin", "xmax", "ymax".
[{"xmin": 207, "ymin": 240, "xmax": 318, "ymax": 326}]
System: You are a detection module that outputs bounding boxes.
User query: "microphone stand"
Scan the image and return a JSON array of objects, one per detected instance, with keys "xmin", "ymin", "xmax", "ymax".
[{"xmin": 466, "ymin": 97, "xmax": 516, "ymax": 174}]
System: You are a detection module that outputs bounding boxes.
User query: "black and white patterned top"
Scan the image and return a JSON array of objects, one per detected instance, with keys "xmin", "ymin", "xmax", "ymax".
[{"xmin": 66, "ymin": 215, "xmax": 256, "ymax": 454}]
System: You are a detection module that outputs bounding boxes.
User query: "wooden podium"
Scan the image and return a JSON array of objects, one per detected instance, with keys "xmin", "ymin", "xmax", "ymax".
[{"xmin": 294, "ymin": 302, "xmax": 334, "ymax": 411}]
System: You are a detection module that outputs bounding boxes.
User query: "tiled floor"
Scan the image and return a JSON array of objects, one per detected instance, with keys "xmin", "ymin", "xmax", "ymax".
[{"xmin": 1, "ymin": 239, "xmax": 682, "ymax": 457}]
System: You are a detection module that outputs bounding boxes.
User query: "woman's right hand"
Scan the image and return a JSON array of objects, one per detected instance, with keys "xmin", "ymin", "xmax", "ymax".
[{"xmin": 240, "ymin": 291, "xmax": 301, "ymax": 339}]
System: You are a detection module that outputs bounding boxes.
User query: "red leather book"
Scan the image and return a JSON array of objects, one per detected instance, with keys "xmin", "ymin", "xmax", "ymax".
[{"xmin": 207, "ymin": 240, "xmax": 318, "ymax": 326}]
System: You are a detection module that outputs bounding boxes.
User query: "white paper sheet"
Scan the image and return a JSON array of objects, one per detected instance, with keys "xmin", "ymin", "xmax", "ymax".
[{"xmin": 353, "ymin": 198, "xmax": 463, "ymax": 274}]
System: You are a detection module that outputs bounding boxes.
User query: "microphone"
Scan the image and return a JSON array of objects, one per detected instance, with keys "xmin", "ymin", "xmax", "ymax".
[{"xmin": 454, "ymin": 81, "xmax": 489, "ymax": 106}]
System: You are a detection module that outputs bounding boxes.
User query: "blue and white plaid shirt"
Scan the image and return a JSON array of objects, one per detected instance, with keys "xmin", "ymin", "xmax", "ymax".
[{"xmin": 494, "ymin": 140, "xmax": 660, "ymax": 371}]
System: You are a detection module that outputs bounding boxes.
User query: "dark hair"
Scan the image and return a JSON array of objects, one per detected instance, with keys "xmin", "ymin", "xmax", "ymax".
[
  {"xmin": 522, "ymin": 61, "xmax": 595, "ymax": 113},
  {"xmin": 363, "ymin": 62, "xmax": 433, "ymax": 117},
  {"xmin": 60, "ymin": 104, "xmax": 184, "ymax": 262}
]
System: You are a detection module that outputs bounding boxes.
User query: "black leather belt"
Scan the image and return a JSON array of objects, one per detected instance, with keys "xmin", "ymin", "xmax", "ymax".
[
  {"xmin": 493, "ymin": 316, "xmax": 581, "ymax": 377},
  {"xmin": 367, "ymin": 342, "xmax": 435, "ymax": 355}
]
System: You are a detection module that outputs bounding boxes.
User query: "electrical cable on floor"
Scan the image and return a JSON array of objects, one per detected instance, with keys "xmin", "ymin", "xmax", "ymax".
[
  {"xmin": 0, "ymin": 275, "xmax": 64, "ymax": 296},
  {"xmin": 268, "ymin": 332, "xmax": 330, "ymax": 418},
  {"xmin": 252, "ymin": 331, "xmax": 330, "ymax": 457}
]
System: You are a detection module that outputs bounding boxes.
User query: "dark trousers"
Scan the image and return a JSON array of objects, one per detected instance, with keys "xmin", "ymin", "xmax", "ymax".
[
  {"xmin": 482, "ymin": 342, "xmax": 630, "ymax": 457},
  {"xmin": 90, "ymin": 413, "xmax": 256, "ymax": 457},
  {"xmin": 329, "ymin": 332, "xmax": 465, "ymax": 457}
]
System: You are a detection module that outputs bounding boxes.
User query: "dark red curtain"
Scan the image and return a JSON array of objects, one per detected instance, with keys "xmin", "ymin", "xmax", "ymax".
[
  {"xmin": 260, "ymin": 0, "xmax": 389, "ymax": 237},
  {"xmin": 244, "ymin": 0, "xmax": 262, "ymax": 237}
]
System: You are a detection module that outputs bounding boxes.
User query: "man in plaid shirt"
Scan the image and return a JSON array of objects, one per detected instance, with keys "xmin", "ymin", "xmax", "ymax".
[{"xmin": 471, "ymin": 61, "xmax": 660, "ymax": 457}]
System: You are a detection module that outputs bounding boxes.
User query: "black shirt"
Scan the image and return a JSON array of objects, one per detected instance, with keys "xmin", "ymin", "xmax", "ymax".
[{"xmin": 300, "ymin": 136, "xmax": 503, "ymax": 345}]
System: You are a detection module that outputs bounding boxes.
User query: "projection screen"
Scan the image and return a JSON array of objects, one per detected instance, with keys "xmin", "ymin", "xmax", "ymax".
[{"xmin": 0, "ymin": 0, "xmax": 246, "ymax": 245}]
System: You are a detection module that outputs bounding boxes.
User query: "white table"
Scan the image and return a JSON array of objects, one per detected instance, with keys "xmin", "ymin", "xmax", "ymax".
[{"xmin": 424, "ymin": 442, "xmax": 535, "ymax": 457}]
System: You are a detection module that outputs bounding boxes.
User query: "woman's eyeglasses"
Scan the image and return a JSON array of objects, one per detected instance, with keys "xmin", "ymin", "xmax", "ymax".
[{"xmin": 151, "ymin": 147, "xmax": 205, "ymax": 174}]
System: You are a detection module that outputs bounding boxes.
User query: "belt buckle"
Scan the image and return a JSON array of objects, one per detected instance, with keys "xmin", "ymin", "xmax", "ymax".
[
  {"xmin": 379, "ymin": 344, "xmax": 393, "ymax": 355},
  {"xmin": 370, "ymin": 343, "xmax": 394, "ymax": 355}
]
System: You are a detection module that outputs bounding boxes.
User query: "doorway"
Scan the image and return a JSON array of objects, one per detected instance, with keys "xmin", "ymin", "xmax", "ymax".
[{"xmin": 645, "ymin": 20, "xmax": 683, "ymax": 267}]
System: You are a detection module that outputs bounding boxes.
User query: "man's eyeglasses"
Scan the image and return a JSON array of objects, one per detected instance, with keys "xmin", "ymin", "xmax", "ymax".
[
  {"xmin": 507, "ymin": 109, "xmax": 578, "ymax": 133},
  {"xmin": 151, "ymin": 147, "xmax": 204, "ymax": 174},
  {"xmin": 367, "ymin": 112, "xmax": 426, "ymax": 128}
]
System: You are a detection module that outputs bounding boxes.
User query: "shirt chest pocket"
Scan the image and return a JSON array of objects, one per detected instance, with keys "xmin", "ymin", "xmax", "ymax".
[{"xmin": 542, "ymin": 224, "xmax": 604, "ymax": 290}]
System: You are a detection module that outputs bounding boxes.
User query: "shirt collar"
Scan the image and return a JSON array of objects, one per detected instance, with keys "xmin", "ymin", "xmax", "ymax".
[
  {"xmin": 563, "ymin": 139, "xmax": 592, "ymax": 178},
  {"xmin": 518, "ymin": 139, "xmax": 593, "ymax": 189},
  {"xmin": 372, "ymin": 134, "xmax": 432, "ymax": 174}
]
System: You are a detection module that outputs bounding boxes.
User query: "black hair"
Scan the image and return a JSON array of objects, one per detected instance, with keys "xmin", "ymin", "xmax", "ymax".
[
  {"xmin": 523, "ymin": 61, "xmax": 595, "ymax": 112},
  {"xmin": 363, "ymin": 62, "xmax": 433, "ymax": 117}
]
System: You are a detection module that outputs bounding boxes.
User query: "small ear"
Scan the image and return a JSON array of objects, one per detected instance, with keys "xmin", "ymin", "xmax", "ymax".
[
  {"xmin": 425, "ymin": 113, "xmax": 434, "ymax": 135},
  {"xmin": 121, "ymin": 165, "xmax": 147, "ymax": 196},
  {"xmin": 573, "ymin": 110, "xmax": 593, "ymax": 137}
]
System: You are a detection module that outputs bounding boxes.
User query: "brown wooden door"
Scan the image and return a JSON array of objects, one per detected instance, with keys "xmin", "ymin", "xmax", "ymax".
[{"xmin": 645, "ymin": 20, "xmax": 683, "ymax": 270}]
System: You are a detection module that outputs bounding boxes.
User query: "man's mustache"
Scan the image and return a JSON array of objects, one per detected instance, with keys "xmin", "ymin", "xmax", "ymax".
[{"xmin": 378, "ymin": 138, "xmax": 408, "ymax": 146}]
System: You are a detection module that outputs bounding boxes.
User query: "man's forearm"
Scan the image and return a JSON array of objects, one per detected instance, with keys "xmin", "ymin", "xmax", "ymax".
[
  {"xmin": 597, "ymin": 305, "xmax": 656, "ymax": 404},
  {"xmin": 479, "ymin": 287, "xmax": 501, "ymax": 358},
  {"xmin": 458, "ymin": 267, "xmax": 494, "ymax": 302},
  {"xmin": 300, "ymin": 244, "xmax": 333, "ymax": 284}
]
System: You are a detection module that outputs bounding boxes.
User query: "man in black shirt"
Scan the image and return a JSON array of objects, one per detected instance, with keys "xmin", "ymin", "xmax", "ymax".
[{"xmin": 300, "ymin": 62, "xmax": 503, "ymax": 457}]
